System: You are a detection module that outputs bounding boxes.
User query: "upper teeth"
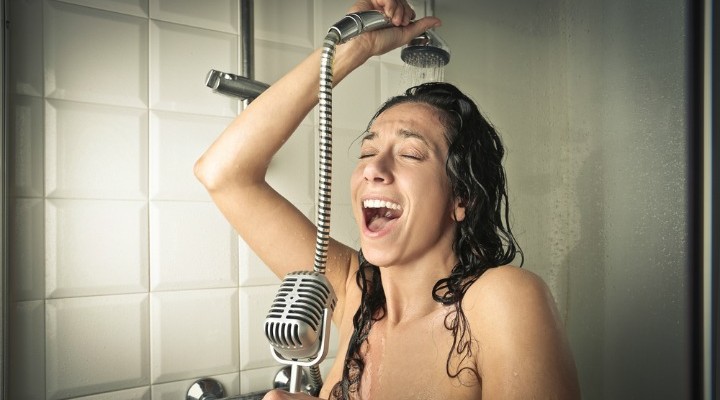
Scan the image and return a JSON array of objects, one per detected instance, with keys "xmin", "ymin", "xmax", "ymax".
[{"xmin": 363, "ymin": 199, "xmax": 401, "ymax": 210}]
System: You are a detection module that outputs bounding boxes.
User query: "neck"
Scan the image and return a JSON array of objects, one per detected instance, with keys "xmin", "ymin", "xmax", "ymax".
[{"xmin": 378, "ymin": 253, "xmax": 457, "ymax": 325}]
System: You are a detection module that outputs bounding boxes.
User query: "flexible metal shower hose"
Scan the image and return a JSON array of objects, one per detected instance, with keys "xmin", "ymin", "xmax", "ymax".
[
  {"xmin": 302, "ymin": 31, "xmax": 341, "ymax": 395},
  {"xmin": 314, "ymin": 31, "xmax": 340, "ymax": 275}
]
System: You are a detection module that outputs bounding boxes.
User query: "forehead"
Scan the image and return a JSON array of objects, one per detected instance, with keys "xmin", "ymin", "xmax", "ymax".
[{"xmin": 368, "ymin": 102, "xmax": 447, "ymax": 143}]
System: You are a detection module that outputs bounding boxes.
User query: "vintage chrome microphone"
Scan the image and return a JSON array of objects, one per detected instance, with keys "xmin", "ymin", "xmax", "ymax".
[
  {"xmin": 264, "ymin": 271, "xmax": 337, "ymax": 394},
  {"xmin": 263, "ymin": 10, "xmax": 396, "ymax": 395}
]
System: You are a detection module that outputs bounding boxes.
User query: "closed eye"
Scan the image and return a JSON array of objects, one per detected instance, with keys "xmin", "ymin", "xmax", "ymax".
[{"xmin": 400, "ymin": 149, "xmax": 425, "ymax": 160}]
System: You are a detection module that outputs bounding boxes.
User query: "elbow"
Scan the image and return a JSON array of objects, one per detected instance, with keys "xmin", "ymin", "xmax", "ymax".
[
  {"xmin": 194, "ymin": 155, "xmax": 220, "ymax": 192},
  {"xmin": 194, "ymin": 154, "xmax": 259, "ymax": 193},
  {"xmin": 194, "ymin": 148, "xmax": 266, "ymax": 193}
]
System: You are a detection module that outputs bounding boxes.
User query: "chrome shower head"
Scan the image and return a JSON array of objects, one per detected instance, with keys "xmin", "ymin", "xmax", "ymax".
[{"xmin": 401, "ymin": 30, "xmax": 450, "ymax": 67}]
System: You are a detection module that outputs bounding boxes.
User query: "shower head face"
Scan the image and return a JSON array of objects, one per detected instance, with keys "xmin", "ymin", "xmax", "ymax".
[
  {"xmin": 401, "ymin": 45, "xmax": 450, "ymax": 67},
  {"xmin": 400, "ymin": 30, "xmax": 451, "ymax": 68}
]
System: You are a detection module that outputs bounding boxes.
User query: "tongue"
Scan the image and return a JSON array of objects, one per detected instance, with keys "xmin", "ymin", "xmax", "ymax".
[{"xmin": 368, "ymin": 215, "xmax": 393, "ymax": 232}]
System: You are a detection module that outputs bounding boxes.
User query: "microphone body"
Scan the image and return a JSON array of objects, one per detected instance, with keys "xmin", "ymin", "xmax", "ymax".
[{"xmin": 264, "ymin": 271, "xmax": 337, "ymax": 366}]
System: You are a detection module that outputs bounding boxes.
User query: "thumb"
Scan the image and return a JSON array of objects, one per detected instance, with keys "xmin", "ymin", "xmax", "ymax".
[{"xmin": 401, "ymin": 16, "xmax": 442, "ymax": 43}]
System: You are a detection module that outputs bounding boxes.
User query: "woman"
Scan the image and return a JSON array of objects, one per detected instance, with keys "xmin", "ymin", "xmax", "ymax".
[{"xmin": 194, "ymin": 1, "xmax": 580, "ymax": 399}]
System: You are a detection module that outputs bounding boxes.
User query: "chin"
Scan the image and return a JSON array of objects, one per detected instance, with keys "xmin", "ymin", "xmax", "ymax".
[
  {"xmin": 359, "ymin": 243, "xmax": 398, "ymax": 268},
  {"xmin": 359, "ymin": 245, "xmax": 386, "ymax": 267}
]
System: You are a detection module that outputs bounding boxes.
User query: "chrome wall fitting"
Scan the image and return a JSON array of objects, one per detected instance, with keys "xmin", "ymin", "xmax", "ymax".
[{"xmin": 187, "ymin": 378, "xmax": 225, "ymax": 400}]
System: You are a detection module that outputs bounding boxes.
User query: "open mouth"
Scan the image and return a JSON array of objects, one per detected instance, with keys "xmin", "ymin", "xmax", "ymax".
[{"xmin": 362, "ymin": 199, "xmax": 403, "ymax": 233}]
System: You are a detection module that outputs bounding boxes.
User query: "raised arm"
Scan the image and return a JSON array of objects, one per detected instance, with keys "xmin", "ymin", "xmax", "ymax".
[{"xmin": 194, "ymin": 0, "xmax": 440, "ymax": 321}]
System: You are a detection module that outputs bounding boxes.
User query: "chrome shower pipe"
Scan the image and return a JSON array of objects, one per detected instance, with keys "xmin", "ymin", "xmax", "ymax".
[
  {"xmin": 206, "ymin": 0, "xmax": 269, "ymax": 102},
  {"xmin": 240, "ymin": 0, "xmax": 254, "ymax": 81},
  {"xmin": 425, "ymin": 0, "xmax": 435, "ymax": 17}
]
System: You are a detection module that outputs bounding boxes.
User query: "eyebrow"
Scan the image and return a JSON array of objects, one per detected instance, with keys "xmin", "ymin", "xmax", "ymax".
[{"xmin": 361, "ymin": 129, "xmax": 431, "ymax": 147}]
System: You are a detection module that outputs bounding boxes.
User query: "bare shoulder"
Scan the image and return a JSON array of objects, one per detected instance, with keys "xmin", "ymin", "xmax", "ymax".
[
  {"xmin": 464, "ymin": 265, "xmax": 554, "ymax": 311},
  {"xmin": 462, "ymin": 265, "xmax": 562, "ymax": 344},
  {"xmin": 462, "ymin": 265, "xmax": 581, "ymax": 399}
]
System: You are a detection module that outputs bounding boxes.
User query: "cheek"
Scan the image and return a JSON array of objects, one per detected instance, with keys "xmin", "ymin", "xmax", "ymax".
[
  {"xmin": 416, "ymin": 171, "xmax": 454, "ymax": 212},
  {"xmin": 350, "ymin": 165, "xmax": 363, "ymax": 195},
  {"xmin": 349, "ymin": 165, "xmax": 365, "ymax": 219}
]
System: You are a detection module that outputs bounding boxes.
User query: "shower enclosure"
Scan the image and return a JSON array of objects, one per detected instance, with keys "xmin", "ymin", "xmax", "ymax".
[
  {"xmin": 437, "ymin": 1, "xmax": 714, "ymax": 399},
  {"xmin": 1, "ymin": 0, "xmax": 717, "ymax": 399}
]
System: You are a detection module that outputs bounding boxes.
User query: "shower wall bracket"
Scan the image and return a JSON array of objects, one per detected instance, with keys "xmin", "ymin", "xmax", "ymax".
[
  {"xmin": 205, "ymin": 69, "xmax": 269, "ymax": 101},
  {"xmin": 206, "ymin": 0, "xmax": 269, "ymax": 101}
]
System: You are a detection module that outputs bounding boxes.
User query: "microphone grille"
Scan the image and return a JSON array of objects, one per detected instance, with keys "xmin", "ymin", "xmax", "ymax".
[{"xmin": 264, "ymin": 271, "xmax": 337, "ymax": 360}]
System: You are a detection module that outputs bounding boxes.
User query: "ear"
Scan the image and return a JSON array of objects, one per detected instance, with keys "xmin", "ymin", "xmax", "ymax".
[{"xmin": 452, "ymin": 198, "xmax": 466, "ymax": 222}]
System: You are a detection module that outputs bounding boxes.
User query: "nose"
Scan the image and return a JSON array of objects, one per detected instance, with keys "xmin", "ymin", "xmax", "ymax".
[{"xmin": 362, "ymin": 153, "xmax": 394, "ymax": 184}]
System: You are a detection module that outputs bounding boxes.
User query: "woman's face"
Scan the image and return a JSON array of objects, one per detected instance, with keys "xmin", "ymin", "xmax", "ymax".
[{"xmin": 351, "ymin": 102, "xmax": 464, "ymax": 268}]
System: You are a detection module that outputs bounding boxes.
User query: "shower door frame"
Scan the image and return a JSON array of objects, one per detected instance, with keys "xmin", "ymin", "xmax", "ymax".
[
  {"xmin": 707, "ymin": 0, "xmax": 720, "ymax": 398},
  {"xmin": 1, "ymin": 0, "xmax": 7, "ymax": 398}
]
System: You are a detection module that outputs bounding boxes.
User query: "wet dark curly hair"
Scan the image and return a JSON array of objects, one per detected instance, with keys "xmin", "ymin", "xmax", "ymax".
[{"xmin": 330, "ymin": 82, "xmax": 521, "ymax": 399}]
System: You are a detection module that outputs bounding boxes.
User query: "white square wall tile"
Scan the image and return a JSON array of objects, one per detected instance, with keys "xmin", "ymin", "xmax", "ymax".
[
  {"xmin": 46, "ymin": 294, "xmax": 150, "ymax": 400},
  {"xmin": 151, "ymin": 372, "xmax": 239, "ymax": 400},
  {"xmin": 45, "ymin": 99, "xmax": 148, "ymax": 200},
  {"xmin": 44, "ymin": 1, "xmax": 148, "ymax": 107},
  {"xmin": 239, "ymin": 365, "xmax": 279, "ymax": 394},
  {"xmin": 255, "ymin": 0, "xmax": 314, "ymax": 48},
  {"xmin": 150, "ymin": 201, "xmax": 238, "ymax": 291},
  {"xmin": 150, "ymin": 0, "xmax": 239, "ymax": 34},
  {"xmin": 9, "ymin": 198, "xmax": 44, "ymax": 301},
  {"xmin": 254, "ymin": 41, "xmax": 313, "ymax": 89},
  {"xmin": 239, "ymin": 285, "xmax": 280, "ymax": 370},
  {"xmin": 9, "ymin": 95, "xmax": 44, "ymax": 197},
  {"xmin": 9, "ymin": 0, "xmax": 43, "ymax": 96},
  {"xmin": 72, "ymin": 386, "xmax": 151, "ymax": 400},
  {"xmin": 57, "ymin": 0, "xmax": 149, "ymax": 18},
  {"xmin": 9, "ymin": 301, "xmax": 45, "ymax": 400},
  {"xmin": 150, "ymin": 110, "xmax": 234, "ymax": 201},
  {"xmin": 151, "ymin": 289, "xmax": 239, "ymax": 383},
  {"xmin": 331, "ymin": 61, "xmax": 381, "ymax": 130},
  {"xmin": 45, "ymin": 199, "xmax": 149, "ymax": 298},
  {"xmin": 150, "ymin": 20, "xmax": 238, "ymax": 116},
  {"xmin": 266, "ymin": 123, "xmax": 314, "ymax": 205}
]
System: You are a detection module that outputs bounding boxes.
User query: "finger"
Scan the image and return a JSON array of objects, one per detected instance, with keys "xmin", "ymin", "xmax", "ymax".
[
  {"xmin": 403, "ymin": 3, "xmax": 416, "ymax": 26},
  {"xmin": 380, "ymin": 1, "xmax": 400, "ymax": 25},
  {"xmin": 389, "ymin": 0, "xmax": 412, "ymax": 26},
  {"xmin": 373, "ymin": 0, "xmax": 407, "ymax": 26}
]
